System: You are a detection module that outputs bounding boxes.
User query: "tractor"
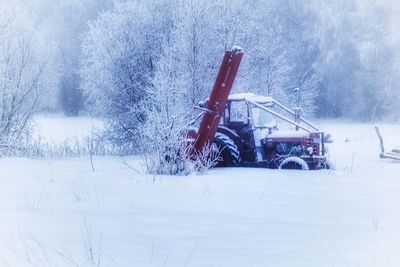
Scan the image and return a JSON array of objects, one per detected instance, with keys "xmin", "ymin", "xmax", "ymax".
[{"xmin": 188, "ymin": 47, "xmax": 329, "ymax": 170}]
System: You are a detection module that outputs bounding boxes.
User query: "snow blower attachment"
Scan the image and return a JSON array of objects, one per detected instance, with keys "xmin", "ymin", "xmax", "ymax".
[
  {"xmin": 375, "ymin": 126, "xmax": 400, "ymax": 160},
  {"xmin": 188, "ymin": 47, "xmax": 329, "ymax": 170}
]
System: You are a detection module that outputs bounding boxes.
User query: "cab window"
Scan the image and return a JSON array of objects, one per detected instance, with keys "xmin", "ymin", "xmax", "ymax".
[
  {"xmin": 252, "ymin": 106, "xmax": 275, "ymax": 128},
  {"xmin": 229, "ymin": 101, "xmax": 249, "ymax": 123}
]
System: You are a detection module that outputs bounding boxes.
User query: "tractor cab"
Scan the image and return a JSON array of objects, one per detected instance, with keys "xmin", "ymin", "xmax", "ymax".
[
  {"xmin": 224, "ymin": 93, "xmax": 276, "ymax": 132},
  {"xmin": 214, "ymin": 93, "xmax": 328, "ymax": 169},
  {"xmin": 219, "ymin": 93, "xmax": 277, "ymax": 163}
]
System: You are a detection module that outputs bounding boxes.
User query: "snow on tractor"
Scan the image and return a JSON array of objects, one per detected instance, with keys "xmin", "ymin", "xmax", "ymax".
[{"xmin": 187, "ymin": 47, "xmax": 329, "ymax": 170}]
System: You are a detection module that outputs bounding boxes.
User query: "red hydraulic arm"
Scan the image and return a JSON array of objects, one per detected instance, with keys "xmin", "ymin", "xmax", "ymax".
[{"xmin": 193, "ymin": 47, "xmax": 243, "ymax": 154}]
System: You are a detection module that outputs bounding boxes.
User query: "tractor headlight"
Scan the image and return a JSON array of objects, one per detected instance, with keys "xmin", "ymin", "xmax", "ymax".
[{"xmin": 306, "ymin": 146, "xmax": 314, "ymax": 155}]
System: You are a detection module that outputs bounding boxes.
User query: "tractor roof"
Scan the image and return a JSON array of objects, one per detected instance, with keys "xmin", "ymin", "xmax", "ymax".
[{"xmin": 228, "ymin": 93, "xmax": 274, "ymax": 105}]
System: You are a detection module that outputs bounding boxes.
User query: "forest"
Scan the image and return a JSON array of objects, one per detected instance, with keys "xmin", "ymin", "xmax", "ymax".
[{"xmin": 0, "ymin": 0, "xmax": 399, "ymax": 162}]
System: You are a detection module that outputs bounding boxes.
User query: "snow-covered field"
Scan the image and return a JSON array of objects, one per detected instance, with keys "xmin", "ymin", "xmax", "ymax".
[
  {"xmin": 33, "ymin": 114, "xmax": 104, "ymax": 145},
  {"xmin": 1, "ymin": 116, "xmax": 400, "ymax": 266}
]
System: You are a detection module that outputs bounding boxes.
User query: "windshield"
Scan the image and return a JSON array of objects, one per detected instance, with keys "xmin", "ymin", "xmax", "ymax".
[
  {"xmin": 229, "ymin": 101, "xmax": 249, "ymax": 122},
  {"xmin": 251, "ymin": 106, "xmax": 275, "ymax": 128}
]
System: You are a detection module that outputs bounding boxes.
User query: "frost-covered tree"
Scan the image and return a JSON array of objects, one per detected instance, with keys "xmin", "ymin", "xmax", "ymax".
[
  {"xmin": 156, "ymin": 0, "xmax": 251, "ymax": 108},
  {"xmin": 137, "ymin": 0, "xmax": 252, "ymax": 173},
  {"xmin": 80, "ymin": 0, "xmax": 400, "ymax": 164},
  {"xmin": 312, "ymin": 0, "xmax": 400, "ymax": 120},
  {"xmin": 280, "ymin": 1, "xmax": 320, "ymax": 116},
  {"xmin": 0, "ymin": 2, "xmax": 54, "ymax": 149},
  {"xmin": 237, "ymin": 0, "xmax": 320, "ymax": 115},
  {"xmin": 242, "ymin": 7, "xmax": 292, "ymax": 104},
  {"xmin": 81, "ymin": 0, "xmax": 172, "ymax": 146},
  {"xmin": 33, "ymin": 0, "xmax": 113, "ymax": 115},
  {"xmin": 15, "ymin": 0, "xmax": 113, "ymax": 114}
]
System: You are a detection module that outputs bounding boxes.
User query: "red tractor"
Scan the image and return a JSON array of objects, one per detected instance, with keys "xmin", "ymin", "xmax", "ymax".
[{"xmin": 188, "ymin": 47, "xmax": 329, "ymax": 170}]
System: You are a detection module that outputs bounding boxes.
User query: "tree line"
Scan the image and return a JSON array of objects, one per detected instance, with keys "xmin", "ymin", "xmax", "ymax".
[{"xmin": 1, "ymin": 0, "xmax": 399, "ymax": 150}]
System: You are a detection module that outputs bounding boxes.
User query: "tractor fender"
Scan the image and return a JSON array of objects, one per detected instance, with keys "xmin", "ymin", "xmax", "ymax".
[
  {"xmin": 188, "ymin": 125, "xmax": 242, "ymax": 152},
  {"xmin": 216, "ymin": 126, "xmax": 242, "ymax": 148}
]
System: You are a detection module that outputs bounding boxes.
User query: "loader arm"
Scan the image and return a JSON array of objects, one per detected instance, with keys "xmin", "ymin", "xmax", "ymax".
[{"xmin": 193, "ymin": 47, "xmax": 243, "ymax": 154}]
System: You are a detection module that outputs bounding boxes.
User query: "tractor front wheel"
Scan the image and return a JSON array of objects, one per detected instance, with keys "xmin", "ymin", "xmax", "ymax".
[{"xmin": 278, "ymin": 156, "xmax": 309, "ymax": 170}]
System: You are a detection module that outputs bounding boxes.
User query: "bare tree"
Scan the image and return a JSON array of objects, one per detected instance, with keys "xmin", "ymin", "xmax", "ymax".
[{"xmin": 0, "ymin": 3, "xmax": 52, "ymax": 152}]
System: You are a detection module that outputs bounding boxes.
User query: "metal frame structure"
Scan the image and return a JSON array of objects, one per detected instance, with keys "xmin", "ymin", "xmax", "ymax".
[{"xmin": 375, "ymin": 126, "xmax": 400, "ymax": 160}]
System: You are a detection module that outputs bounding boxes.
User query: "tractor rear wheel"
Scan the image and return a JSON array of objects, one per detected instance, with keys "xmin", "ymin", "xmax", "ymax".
[
  {"xmin": 279, "ymin": 156, "xmax": 309, "ymax": 170},
  {"xmin": 213, "ymin": 133, "xmax": 241, "ymax": 167}
]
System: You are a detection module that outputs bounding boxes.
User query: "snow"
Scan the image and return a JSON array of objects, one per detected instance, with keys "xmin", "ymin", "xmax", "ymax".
[
  {"xmin": 228, "ymin": 93, "xmax": 274, "ymax": 105},
  {"xmin": 32, "ymin": 113, "xmax": 104, "ymax": 144},
  {"xmin": 230, "ymin": 45, "xmax": 243, "ymax": 53},
  {"xmin": 1, "ymin": 116, "xmax": 400, "ymax": 266},
  {"xmin": 266, "ymin": 129, "xmax": 311, "ymax": 138}
]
